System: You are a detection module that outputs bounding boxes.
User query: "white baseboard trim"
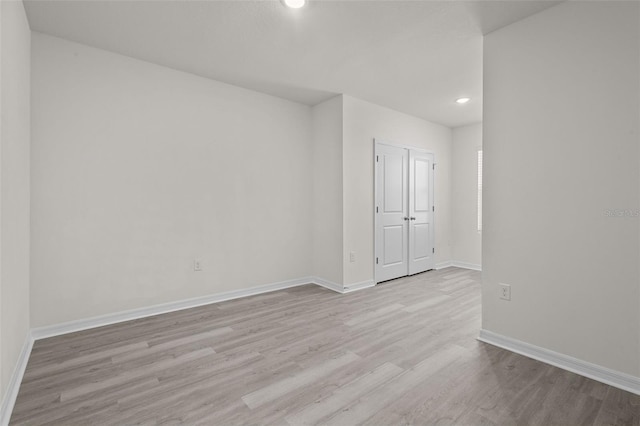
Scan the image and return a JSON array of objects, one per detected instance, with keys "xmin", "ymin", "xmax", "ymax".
[
  {"xmin": 436, "ymin": 260, "xmax": 482, "ymax": 271},
  {"xmin": 451, "ymin": 261, "xmax": 482, "ymax": 271},
  {"xmin": 0, "ymin": 332, "xmax": 34, "ymax": 426},
  {"xmin": 31, "ymin": 274, "xmax": 377, "ymax": 340},
  {"xmin": 311, "ymin": 277, "xmax": 376, "ymax": 294},
  {"xmin": 311, "ymin": 276, "xmax": 344, "ymax": 293},
  {"xmin": 435, "ymin": 261, "xmax": 453, "ymax": 269},
  {"xmin": 478, "ymin": 329, "xmax": 640, "ymax": 396},
  {"xmin": 31, "ymin": 276, "xmax": 315, "ymax": 340},
  {"xmin": 343, "ymin": 280, "xmax": 375, "ymax": 293}
]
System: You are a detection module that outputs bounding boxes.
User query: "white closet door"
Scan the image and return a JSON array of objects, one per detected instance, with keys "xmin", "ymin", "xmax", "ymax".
[
  {"xmin": 375, "ymin": 144, "xmax": 409, "ymax": 283},
  {"xmin": 408, "ymin": 150, "xmax": 435, "ymax": 274}
]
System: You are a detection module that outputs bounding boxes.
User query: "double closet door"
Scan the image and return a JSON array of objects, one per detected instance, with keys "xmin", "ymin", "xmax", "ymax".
[{"xmin": 375, "ymin": 143, "xmax": 435, "ymax": 283}]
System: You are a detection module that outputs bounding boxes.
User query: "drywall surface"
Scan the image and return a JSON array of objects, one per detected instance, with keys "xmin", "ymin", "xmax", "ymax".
[
  {"xmin": 483, "ymin": 1, "xmax": 639, "ymax": 375},
  {"xmin": 31, "ymin": 33, "xmax": 313, "ymax": 327},
  {"xmin": 312, "ymin": 96, "xmax": 343, "ymax": 285},
  {"xmin": 343, "ymin": 95, "xmax": 452, "ymax": 286},
  {"xmin": 452, "ymin": 123, "xmax": 482, "ymax": 268},
  {"xmin": 0, "ymin": 0, "xmax": 31, "ymax": 400}
]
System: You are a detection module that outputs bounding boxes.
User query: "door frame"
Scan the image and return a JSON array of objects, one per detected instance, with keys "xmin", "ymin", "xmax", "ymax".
[{"xmin": 373, "ymin": 139, "xmax": 436, "ymax": 284}]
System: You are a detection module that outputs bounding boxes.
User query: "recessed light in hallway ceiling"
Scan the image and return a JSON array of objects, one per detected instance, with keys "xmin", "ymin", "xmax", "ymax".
[{"xmin": 282, "ymin": 0, "xmax": 306, "ymax": 9}]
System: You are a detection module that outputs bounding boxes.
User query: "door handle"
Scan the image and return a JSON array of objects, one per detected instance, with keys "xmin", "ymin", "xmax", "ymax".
[
  {"xmin": 404, "ymin": 217, "xmax": 410, "ymax": 221},
  {"xmin": 410, "ymin": 217, "xmax": 416, "ymax": 220}
]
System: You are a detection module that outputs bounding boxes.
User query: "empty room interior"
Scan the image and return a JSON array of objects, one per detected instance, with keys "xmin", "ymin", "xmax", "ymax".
[{"xmin": 1, "ymin": 0, "xmax": 639, "ymax": 424}]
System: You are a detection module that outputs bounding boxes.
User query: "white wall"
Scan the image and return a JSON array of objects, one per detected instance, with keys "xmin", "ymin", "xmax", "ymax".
[
  {"xmin": 452, "ymin": 123, "xmax": 482, "ymax": 268},
  {"xmin": 342, "ymin": 95, "xmax": 452, "ymax": 286},
  {"xmin": 483, "ymin": 1, "xmax": 639, "ymax": 376},
  {"xmin": 30, "ymin": 33, "xmax": 460, "ymax": 326},
  {"xmin": 0, "ymin": 0, "xmax": 31, "ymax": 401},
  {"xmin": 312, "ymin": 96, "xmax": 343, "ymax": 285},
  {"xmin": 31, "ymin": 33, "xmax": 313, "ymax": 327}
]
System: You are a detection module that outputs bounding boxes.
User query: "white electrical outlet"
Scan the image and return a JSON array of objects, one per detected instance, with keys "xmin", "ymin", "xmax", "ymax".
[
  {"xmin": 349, "ymin": 251, "xmax": 356, "ymax": 263},
  {"xmin": 499, "ymin": 283, "xmax": 511, "ymax": 301},
  {"xmin": 194, "ymin": 259, "xmax": 203, "ymax": 272}
]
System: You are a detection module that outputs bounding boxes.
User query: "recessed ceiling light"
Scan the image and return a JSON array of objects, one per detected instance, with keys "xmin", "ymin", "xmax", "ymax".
[
  {"xmin": 456, "ymin": 97, "xmax": 471, "ymax": 104},
  {"xmin": 282, "ymin": 0, "xmax": 306, "ymax": 8}
]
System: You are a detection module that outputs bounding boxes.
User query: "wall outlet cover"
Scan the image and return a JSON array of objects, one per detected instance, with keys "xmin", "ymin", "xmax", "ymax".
[
  {"xmin": 194, "ymin": 259, "xmax": 203, "ymax": 271},
  {"xmin": 499, "ymin": 283, "xmax": 511, "ymax": 301}
]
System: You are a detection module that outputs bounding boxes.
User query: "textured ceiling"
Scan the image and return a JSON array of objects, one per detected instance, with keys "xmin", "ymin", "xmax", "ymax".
[{"xmin": 24, "ymin": 0, "xmax": 560, "ymax": 127}]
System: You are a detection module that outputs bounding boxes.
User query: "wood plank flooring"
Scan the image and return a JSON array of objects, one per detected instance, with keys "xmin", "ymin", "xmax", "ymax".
[{"xmin": 10, "ymin": 268, "xmax": 640, "ymax": 425}]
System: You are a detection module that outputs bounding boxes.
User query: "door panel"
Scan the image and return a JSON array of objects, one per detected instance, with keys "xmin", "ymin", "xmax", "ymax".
[
  {"xmin": 408, "ymin": 150, "xmax": 435, "ymax": 275},
  {"xmin": 412, "ymin": 223, "xmax": 430, "ymax": 260},
  {"xmin": 384, "ymin": 155, "xmax": 404, "ymax": 212},
  {"xmin": 414, "ymin": 158, "xmax": 430, "ymax": 211},
  {"xmin": 375, "ymin": 144, "xmax": 408, "ymax": 282},
  {"xmin": 383, "ymin": 226, "xmax": 404, "ymax": 265}
]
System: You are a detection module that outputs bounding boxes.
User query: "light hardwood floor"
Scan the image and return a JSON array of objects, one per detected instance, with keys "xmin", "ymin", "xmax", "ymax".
[{"xmin": 11, "ymin": 268, "xmax": 640, "ymax": 425}]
